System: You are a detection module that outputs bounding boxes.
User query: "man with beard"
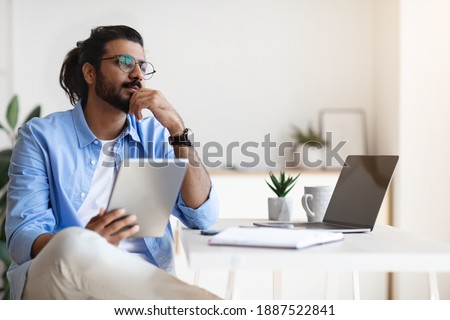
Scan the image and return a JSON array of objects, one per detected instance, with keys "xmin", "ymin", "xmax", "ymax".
[{"xmin": 5, "ymin": 25, "xmax": 220, "ymax": 300}]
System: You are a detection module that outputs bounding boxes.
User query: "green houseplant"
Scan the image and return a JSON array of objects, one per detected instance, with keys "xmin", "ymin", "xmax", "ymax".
[
  {"xmin": 291, "ymin": 125, "xmax": 326, "ymax": 149},
  {"xmin": 266, "ymin": 171, "xmax": 300, "ymax": 221},
  {"xmin": 266, "ymin": 171, "xmax": 300, "ymax": 197},
  {"xmin": 291, "ymin": 125, "xmax": 328, "ymax": 169},
  {"xmin": 0, "ymin": 95, "xmax": 41, "ymax": 299}
]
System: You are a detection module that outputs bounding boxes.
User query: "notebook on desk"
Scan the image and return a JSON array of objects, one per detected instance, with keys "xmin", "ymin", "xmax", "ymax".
[
  {"xmin": 208, "ymin": 227, "xmax": 344, "ymax": 249},
  {"xmin": 254, "ymin": 155, "xmax": 399, "ymax": 233}
]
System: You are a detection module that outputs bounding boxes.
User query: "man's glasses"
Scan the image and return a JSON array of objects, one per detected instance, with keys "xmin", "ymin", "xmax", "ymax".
[{"xmin": 99, "ymin": 54, "xmax": 156, "ymax": 80}]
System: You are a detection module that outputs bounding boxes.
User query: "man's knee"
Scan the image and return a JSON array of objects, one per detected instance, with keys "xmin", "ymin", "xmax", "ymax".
[
  {"xmin": 25, "ymin": 227, "xmax": 109, "ymax": 299},
  {"xmin": 48, "ymin": 227, "xmax": 108, "ymax": 268}
]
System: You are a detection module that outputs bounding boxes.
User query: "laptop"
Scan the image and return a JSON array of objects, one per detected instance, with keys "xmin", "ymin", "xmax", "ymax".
[
  {"xmin": 254, "ymin": 155, "xmax": 399, "ymax": 233},
  {"xmin": 107, "ymin": 158, "xmax": 188, "ymax": 237}
]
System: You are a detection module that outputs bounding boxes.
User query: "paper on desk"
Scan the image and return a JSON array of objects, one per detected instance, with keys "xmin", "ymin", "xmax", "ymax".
[{"xmin": 208, "ymin": 227, "xmax": 344, "ymax": 249}]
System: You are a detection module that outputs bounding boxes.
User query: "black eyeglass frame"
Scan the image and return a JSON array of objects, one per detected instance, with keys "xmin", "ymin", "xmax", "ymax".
[{"xmin": 99, "ymin": 54, "xmax": 156, "ymax": 80}]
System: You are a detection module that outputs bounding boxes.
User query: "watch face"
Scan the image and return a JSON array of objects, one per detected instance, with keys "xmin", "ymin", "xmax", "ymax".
[
  {"xmin": 170, "ymin": 128, "xmax": 194, "ymax": 146},
  {"xmin": 184, "ymin": 129, "xmax": 194, "ymax": 146},
  {"xmin": 186, "ymin": 129, "xmax": 194, "ymax": 144}
]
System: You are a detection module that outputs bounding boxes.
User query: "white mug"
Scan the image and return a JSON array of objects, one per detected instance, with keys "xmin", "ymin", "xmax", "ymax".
[{"xmin": 301, "ymin": 186, "xmax": 333, "ymax": 222}]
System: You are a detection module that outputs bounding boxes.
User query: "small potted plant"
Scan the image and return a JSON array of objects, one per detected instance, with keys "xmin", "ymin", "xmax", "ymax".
[
  {"xmin": 266, "ymin": 171, "xmax": 300, "ymax": 221},
  {"xmin": 292, "ymin": 125, "xmax": 326, "ymax": 149},
  {"xmin": 291, "ymin": 125, "xmax": 327, "ymax": 169}
]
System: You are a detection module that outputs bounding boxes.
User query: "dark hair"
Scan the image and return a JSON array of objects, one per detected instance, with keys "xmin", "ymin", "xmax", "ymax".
[{"xmin": 59, "ymin": 25, "xmax": 144, "ymax": 106}]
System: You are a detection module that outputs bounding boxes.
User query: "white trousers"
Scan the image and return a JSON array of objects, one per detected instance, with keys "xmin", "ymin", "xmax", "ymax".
[{"xmin": 22, "ymin": 227, "xmax": 220, "ymax": 300}]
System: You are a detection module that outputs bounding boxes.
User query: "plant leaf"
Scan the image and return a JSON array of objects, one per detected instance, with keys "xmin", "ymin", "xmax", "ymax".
[
  {"xmin": 0, "ymin": 121, "xmax": 11, "ymax": 136},
  {"xmin": 6, "ymin": 95, "xmax": 19, "ymax": 130},
  {"xmin": 0, "ymin": 149, "xmax": 12, "ymax": 191},
  {"xmin": 269, "ymin": 173, "xmax": 282, "ymax": 191},
  {"xmin": 266, "ymin": 171, "xmax": 300, "ymax": 197},
  {"xmin": 265, "ymin": 181, "xmax": 280, "ymax": 197},
  {"xmin": 1, "ymin": 279, "xmax": 10, "ymax": 300},
  {"xmin": 0, "ymin": 188, "xmax": 7, "ymax": 216},
  {"xmin": 283, "ymin": 184, "xmax": 296, "ymax": 197},
  {"xmin": 287, "ymin": 173, "xmax": 301, "ymax": 186},
  {"xmin": 22, "ymin": 105, "xmax": 41, "ymax": 125},
  {"xmin": 0, "ymin": 238, "xmax": 11, "ymax": 299},
  {"xmin": 0, "ymin": 239, "xmax": 9, "ymax": 264},
  {"xmin": 280, "ymin": 172, "xmax": 285, "ymax": 185},
  {"xmin": 267, "ymin": 172, "xmax": 282, "ymax": 196}
]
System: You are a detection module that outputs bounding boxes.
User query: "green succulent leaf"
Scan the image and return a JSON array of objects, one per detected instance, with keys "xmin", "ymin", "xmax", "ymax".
[
  {"xmin": 6, "ymin": 95, "xmax": 19, "ymax": 130},
  {"xmin": 283, "ymin": 184, "xmax": 296, "ymax": 197},
  {"xmin": 269, "ymin": 172, "xmax": 281, "ymax": 189},
  {"xmin": 266, "ymin": 171, "xmax": 300, "ymax": 197},
  {"xmin": 22, "ymin": 105, "xmax": 41, "ymax": 125},
  {"xmin": 265, "ymin": 181, "xmax": 280, "ymax": 197}
]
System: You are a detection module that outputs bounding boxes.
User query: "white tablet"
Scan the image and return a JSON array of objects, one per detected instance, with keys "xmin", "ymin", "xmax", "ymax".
[{"xmin": 106, "ymin": 158, "xmax": 188, "ymax": 237}]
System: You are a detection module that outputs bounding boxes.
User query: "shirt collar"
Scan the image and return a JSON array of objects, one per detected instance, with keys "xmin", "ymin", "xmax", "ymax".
[
  {"xmin": 123, "ymin": 114, "xmax": 142, "ymax": 143},
  {"xmin": 73, "ymin": 101, "xmax": 142, "ymax": 148},
  {"xmin": 73, "ymin": 101, "xmax": 97, "ymax": 148}
]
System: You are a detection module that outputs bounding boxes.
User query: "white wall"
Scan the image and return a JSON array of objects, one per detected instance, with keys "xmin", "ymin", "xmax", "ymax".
[
  {"xmin": 0, "ymin": 0, "xmax": 10, "ymax": 96},
  {"xmin": 372, "ymin": 0, "xmax": 450, "ymax": 299},
  {"xmin": 373, "ymin": 0, "xmax": 399, "ymax": 157},
  {"xmin": 0, "ymin": 0, "xmax": 12, "ymax": 147},
  {"xmin": 393, "ymin": 0, "xmax": 450, "ymax": 299},
  {"xmin": 6, "ymin": 0, "xmax": 375, "ymax": 166}
]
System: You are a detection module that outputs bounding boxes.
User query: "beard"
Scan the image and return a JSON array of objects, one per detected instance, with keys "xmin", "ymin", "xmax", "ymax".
[{"xmin": 95, "ymin": 71, "xmax": 142, "ymax": 114}]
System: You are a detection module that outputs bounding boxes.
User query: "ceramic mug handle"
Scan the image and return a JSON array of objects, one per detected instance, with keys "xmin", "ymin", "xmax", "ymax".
[{"xmin": 302, "ymin": 194, "xmax": 315, "ymax": 219}]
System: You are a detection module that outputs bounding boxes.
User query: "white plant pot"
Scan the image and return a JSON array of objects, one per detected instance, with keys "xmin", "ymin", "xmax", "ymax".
[{"xmin": 268, "ymin": 197, "xmax": 294, "ymax": 221}]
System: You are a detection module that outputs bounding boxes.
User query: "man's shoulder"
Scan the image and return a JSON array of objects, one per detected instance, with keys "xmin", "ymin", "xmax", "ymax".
[
  {"xmin": 19, "ymin": 107, "xmax": 76, "ymax": 140},
  {"xmin": 23, "ymin": 108, "xmax": 74, "ymax": 130}
]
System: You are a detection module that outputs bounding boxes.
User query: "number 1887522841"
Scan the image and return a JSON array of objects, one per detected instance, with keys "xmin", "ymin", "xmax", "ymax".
[{"xmin": 256, "ymin": 304, "xmax": 335, "ymax": 316}]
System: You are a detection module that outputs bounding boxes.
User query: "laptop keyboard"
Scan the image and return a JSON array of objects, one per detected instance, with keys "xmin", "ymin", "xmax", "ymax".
[{"xmin": 293, "ymin": 222, "xmax": 355, "ymax": 230}]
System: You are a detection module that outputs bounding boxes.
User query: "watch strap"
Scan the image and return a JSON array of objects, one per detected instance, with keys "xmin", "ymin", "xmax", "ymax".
[{"xmin": 168, "ymin": 128, "xmax": 193, "ymax": 146}]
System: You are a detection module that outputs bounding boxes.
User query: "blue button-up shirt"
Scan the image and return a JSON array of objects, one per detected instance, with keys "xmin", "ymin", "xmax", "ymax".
[{"xmin": 6, "ymin": 101, "xmax": 219, "ymax": 299}]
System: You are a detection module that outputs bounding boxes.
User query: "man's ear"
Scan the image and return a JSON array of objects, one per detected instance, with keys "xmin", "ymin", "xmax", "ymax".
[{"xmin": 82, "ymin": 63, "xmax": 96, "ymax": 84}]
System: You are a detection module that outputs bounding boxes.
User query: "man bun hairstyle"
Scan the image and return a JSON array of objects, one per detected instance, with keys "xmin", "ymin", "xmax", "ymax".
[{"xmin": 59, "ymin": 25, "xmax": 144, "ymax": 106}]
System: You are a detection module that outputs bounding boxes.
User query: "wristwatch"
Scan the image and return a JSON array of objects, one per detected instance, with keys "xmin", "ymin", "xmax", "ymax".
[{"xmin": 168, "ymin": 128, "xmax": 194, "ymax": 146}]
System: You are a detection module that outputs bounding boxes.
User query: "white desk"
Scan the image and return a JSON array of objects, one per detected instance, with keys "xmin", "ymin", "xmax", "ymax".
[{"xmin": 181, "ymin": 219, "xmax": 450, "ymax": 299}]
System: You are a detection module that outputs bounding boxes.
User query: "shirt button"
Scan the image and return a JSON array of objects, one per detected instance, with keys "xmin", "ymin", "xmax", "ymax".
[
  {"xmin": 93, "ymin": 140, "xmax": 99, "ymax": 145},
  {"xmin": 80, "ymin": 192, "xmax": 86, "ymax": 198},
  {"xmin": 90, "ymin": 160, "xmax": 96, "ymax": 165}
]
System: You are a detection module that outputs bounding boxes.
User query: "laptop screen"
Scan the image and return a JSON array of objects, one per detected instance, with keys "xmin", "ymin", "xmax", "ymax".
[{"xmin": 323, "ymin": 155, "xmax": 399, "ymax": 229}]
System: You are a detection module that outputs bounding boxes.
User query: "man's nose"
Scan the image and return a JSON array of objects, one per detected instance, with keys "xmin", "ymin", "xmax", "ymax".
[{"xmin": 129, "ymin": 64, "xmax": 144, "ymax": 80}]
